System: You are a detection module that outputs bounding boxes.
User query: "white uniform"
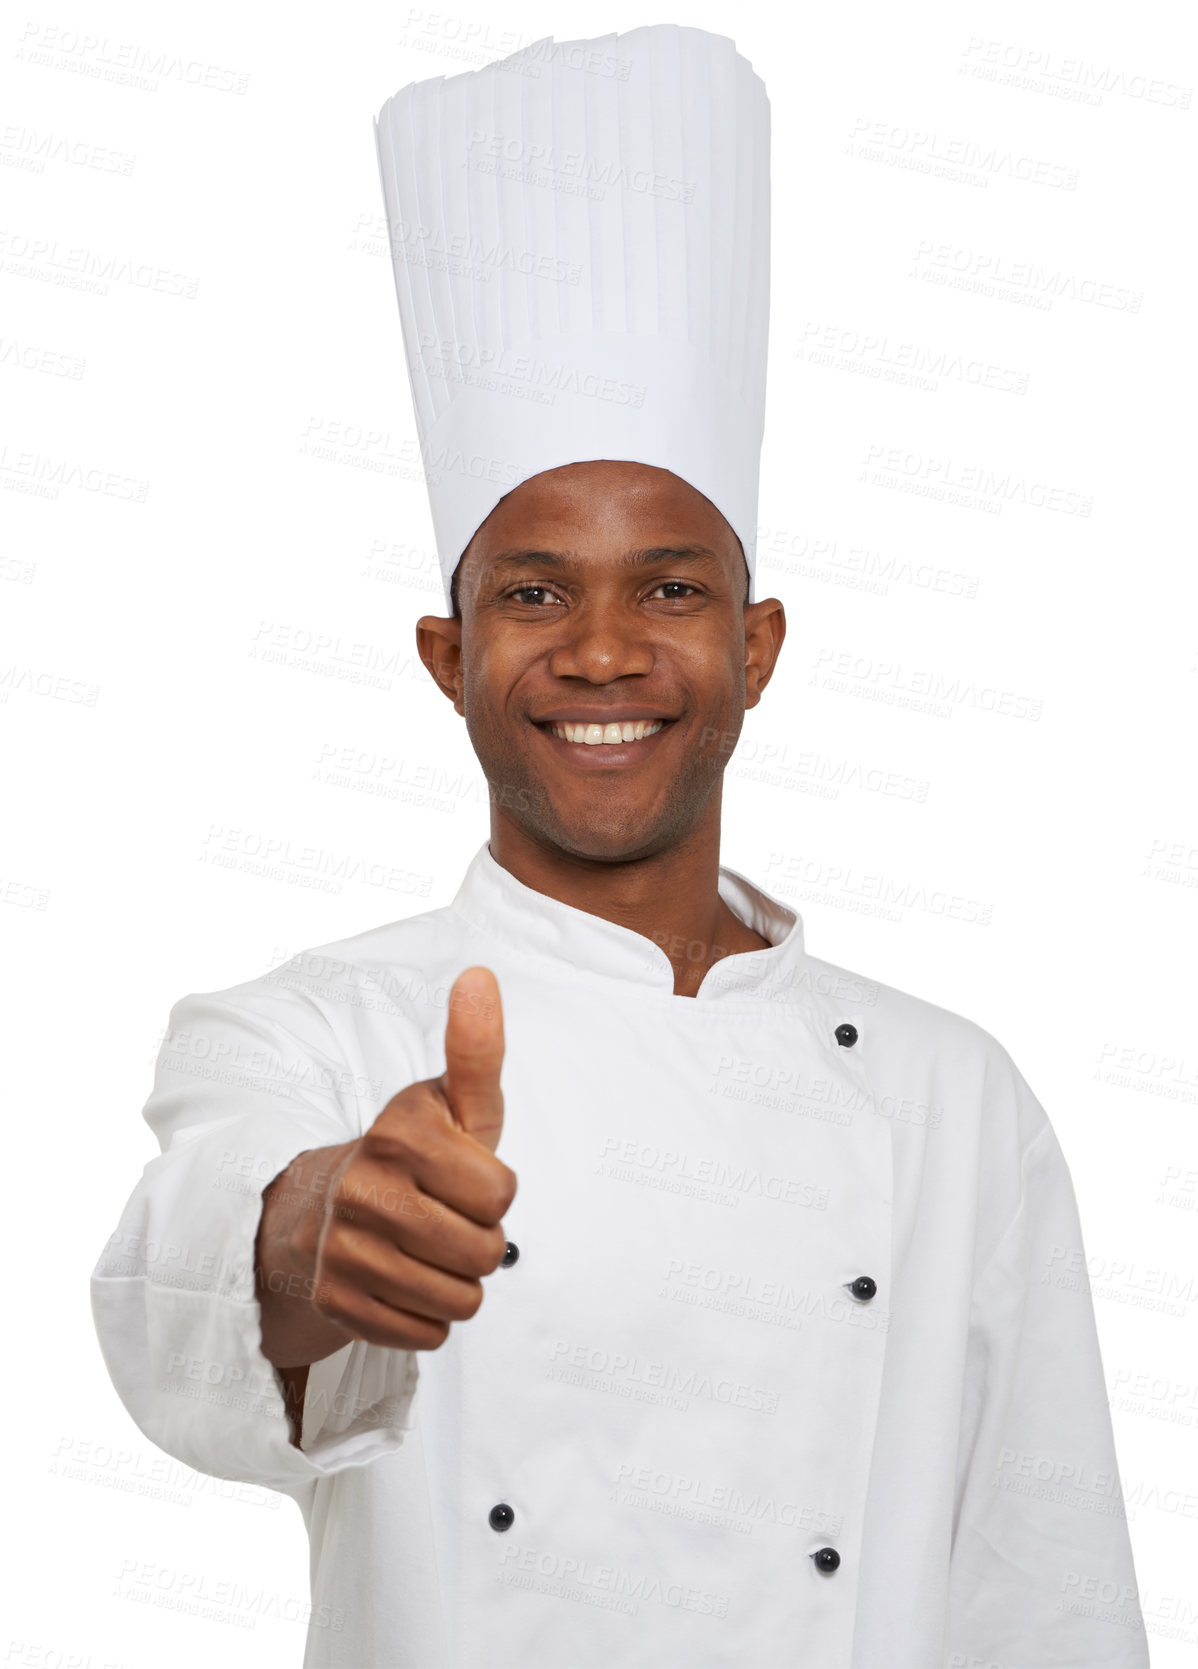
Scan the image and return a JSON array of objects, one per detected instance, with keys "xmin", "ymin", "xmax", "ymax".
[{"xmin": 91, "ymin": 839, "xmax": 1149, "ymax": 1667}]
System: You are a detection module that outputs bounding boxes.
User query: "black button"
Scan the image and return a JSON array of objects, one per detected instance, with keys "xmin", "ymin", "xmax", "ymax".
[
  {"xmin": 501, "ymin": 1242, "xmax": 519, "ymax": 1267},
  {"xmin": 812, "ymin": 1546, "xmax": 841, "ymax": 1572},
  {"xmin": 835, "ymin": 1023, "xmax": 858, "ymax": 1048},
  {"xmin": 849, "ymin": 1276, "xmax": 877, "ymax": 1301},
  {"xmin": 489, "ymin": 1502, "xmax": 515, "ymax": 1532}
]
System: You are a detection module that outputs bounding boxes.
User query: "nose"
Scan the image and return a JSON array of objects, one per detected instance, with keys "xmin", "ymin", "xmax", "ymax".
[{"xmin": 545, "ymin": 598, "xmax": 656, "ymax": 683}]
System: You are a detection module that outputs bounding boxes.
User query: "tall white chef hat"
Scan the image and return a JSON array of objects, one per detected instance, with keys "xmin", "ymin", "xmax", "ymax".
[{"xmin": 374, "ymin": 25, "xmax": 770, "ymax": 616}]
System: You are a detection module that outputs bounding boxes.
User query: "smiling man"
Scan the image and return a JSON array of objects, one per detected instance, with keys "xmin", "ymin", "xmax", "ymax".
[
  {"xmin": 91, "ymin": 24, "xmax": 1147, "ymax": 1669},
  {"xmin": 424, "ymin": 458, "xmax": 785, "ymax": 996}
]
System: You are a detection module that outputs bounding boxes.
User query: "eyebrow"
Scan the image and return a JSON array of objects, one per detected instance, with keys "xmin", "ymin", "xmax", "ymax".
[{"xmin": 484, "ymin": 545, "xmax": 724, "ymax": 577}]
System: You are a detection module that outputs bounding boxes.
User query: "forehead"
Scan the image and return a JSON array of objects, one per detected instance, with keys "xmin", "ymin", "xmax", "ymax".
[{"xmin": 468, "ymin": 460, "xmax": 737, "ymax": 553}]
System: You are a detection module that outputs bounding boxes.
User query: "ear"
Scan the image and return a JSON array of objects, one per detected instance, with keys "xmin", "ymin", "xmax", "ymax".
[
  {"xmin": 416, "ymin": 615, "xmax": 466, "ymax": 714},
  {"xmin": 743, "ymin": 598, "xmax": 786, "ymax": 710}
]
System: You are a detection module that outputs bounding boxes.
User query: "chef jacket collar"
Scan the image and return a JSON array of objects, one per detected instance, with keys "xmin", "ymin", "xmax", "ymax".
[{"xmin": 448, "ymin": 838, "xmax": 811, "ymax": 1008}]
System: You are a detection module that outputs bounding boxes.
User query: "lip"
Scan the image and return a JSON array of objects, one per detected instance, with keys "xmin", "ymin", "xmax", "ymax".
[
  {"xmin": 532, "ymin": 717, "xmax": 677, "ymax": 768},
  {"xmin": 532, "ymin": 709, "xmax": 678, "ymax": 724}
]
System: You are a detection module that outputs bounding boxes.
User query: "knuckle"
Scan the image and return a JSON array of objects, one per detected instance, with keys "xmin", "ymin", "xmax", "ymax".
[
  {"xmin": 320, "ymin": 1225, "xmax": 362, "ymax": 1271},
  {"xmin": 360, "ymin": 1119, "xmax": 416, "ymax": 1167},
  {"xmin": 479, "ymin": 1181, "xmax": 510, "ymax": 1222},
  {"xmin": 485, "ymin": 1227, "xmax": 511, "ymax": 1273},
  {"xmin": 486, "ymin": 1163, "xmax": 519, "ymax": 1218},
  {"xmin": 451, "ymin": 1235, "xmax": 496, "ymax": 1280},
  {"xmin": 394, "ymin": 1312, "xmax": 451, "ymax": 1351},
  {"xmin": 356, "ymin": 1313, "xmax": 400, "ymax": 1350},
  {"xmin": 329, "ymin": 1174, "xmax": 373, "ymax": 1223},
  {"xmin": 451, "ymin": 1280, "xmax": 485, "ymax": 1321}
]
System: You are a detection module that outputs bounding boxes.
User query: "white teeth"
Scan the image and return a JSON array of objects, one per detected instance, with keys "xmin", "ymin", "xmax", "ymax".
[{"xmin": 548, "ymin": 719, "xmax": 666, "ymax": 745}]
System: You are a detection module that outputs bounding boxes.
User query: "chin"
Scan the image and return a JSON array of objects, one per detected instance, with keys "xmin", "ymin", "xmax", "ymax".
[{"xmin": 530, "ymin": 817, "xmax": 677, "ymax": 866}]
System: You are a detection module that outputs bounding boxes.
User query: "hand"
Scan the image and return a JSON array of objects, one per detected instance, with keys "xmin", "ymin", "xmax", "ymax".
[
  {"xmin": 255, "ymin": 965, "xmax": 518, "ymax": 1370},
  {"xmin": 309, "ymin": 966, "xmax": 517, "ymax": 1352}
]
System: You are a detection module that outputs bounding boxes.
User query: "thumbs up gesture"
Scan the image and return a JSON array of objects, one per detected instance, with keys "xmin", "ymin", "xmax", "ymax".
[
  {"xmin": 434, "ymin": 965, "xmax": 508, "ymax": 1155},
  {"xmin": 293, "ymin": 967, "xmax": 518, "ymax": 1355}
]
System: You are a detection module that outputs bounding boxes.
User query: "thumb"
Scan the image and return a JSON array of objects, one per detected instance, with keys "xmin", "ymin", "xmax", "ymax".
[{"xmin": 441, "ymin": 966, "xmax": 505, "ymax": 1152}]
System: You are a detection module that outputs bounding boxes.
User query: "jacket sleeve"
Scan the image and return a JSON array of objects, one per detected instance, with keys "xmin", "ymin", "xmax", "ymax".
[
  {"xmin": 945, "ymin": 1069, "xmax": 1151, "ymax": 1666},
  {"xmin": 90, "ymin": 986, "xmax": 421, "ymax": 1498}
]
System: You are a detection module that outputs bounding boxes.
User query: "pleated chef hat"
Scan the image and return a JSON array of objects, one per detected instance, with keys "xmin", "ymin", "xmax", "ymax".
[{"xmin": 373, "ymin": 25, "xmax": 770, "ymax": 616}]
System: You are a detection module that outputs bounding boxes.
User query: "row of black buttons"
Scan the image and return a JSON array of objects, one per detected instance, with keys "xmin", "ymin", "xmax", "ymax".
[
  {"xmin": 488, "ymin": 1502, "xmax": 841, "ymax": 1574},
  {"xmin": 502, "ymin": 1247, "xmax": 876, "ymax": 1304},
  {"xmin": 487, "ymin": 1021, "xmax": 865, "ymax": 1572},
  {"xmin": 837, "ymin": 1022, "xmax": 870, "ymax": 1333},
  {"xmin": 489, "ymin": 1503, "xmax": 841, "ymax": 1571}
]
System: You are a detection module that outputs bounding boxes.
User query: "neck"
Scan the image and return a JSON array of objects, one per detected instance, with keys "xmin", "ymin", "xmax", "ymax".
[{"xmin": 487, "ymin": 806, "xmax": 771, "ymax": 998}]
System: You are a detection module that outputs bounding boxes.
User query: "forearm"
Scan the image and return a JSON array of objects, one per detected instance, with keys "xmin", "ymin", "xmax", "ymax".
[{"xmin": 254, "ymin": 1139, "xmax": 358, "ymax": 1369}]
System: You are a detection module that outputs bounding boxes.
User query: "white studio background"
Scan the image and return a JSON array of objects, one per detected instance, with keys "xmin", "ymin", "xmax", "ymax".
[{"xmin": 3, "ymin": 0, "xmax": 1194, "ymax": 1664}]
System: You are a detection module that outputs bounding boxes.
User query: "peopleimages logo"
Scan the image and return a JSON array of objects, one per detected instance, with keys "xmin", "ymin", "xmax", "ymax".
[
  {"xmin": 959, "ymin": 36, "xmax": 1192, "ymax": 109},
  {"xmin": 496, "ymin": 1540, "xmax": 729, "ymax": 1617},
  {"xmin": 464, "ymin": 131, "xmax": 696, "ymax": 202},
  {"xmin": 910, "ymin": 241, "xmax": 1143, "ymax": 313},
  {"xmin": 390, "ymin": 222, "xmax": 582, "ymax": 285},
  {"xmin": 847, "ymin": 116, "xmax": 1079, "ymax": 190}
]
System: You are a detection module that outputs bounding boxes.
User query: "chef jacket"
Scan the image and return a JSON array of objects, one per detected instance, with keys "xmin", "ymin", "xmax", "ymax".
[{"xmin": 91, "ymin": 837, "xmax": 1150, "ymax": 1667}]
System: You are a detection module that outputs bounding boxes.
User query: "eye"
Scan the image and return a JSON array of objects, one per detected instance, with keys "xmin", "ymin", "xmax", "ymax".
[
  {"xmin": 504, "ymin": 583, "xmax": 563, "ymax": 607},
  {"xmin": 501, "ymin": 579, "xmax": 701, "ymax": 606}
]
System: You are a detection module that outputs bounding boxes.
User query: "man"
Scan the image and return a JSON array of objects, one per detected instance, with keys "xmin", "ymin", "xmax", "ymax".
[{"xmin": 91, "ymin": 24, "xmax": 1149, "ymax": 1669}]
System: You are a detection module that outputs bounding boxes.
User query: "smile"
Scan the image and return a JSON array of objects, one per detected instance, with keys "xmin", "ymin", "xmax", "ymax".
[
  {"xmin": 547, "ymin": 719, "xmax": 664, "ymax": 746},
  {"xmin": 534, "ymin": 716, "xmax": 675, "ymax": 766}
]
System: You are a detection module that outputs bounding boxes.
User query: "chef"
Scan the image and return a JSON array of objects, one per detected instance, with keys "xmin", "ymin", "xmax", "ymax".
[{"xmin": 91, "ymin": 23, "xmax": 1150, "ymax": 1669}]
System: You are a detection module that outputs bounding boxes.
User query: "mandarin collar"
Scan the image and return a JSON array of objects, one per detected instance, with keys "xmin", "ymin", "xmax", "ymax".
[{"xmin": 447, "ymin": 839, "xmax": 812, "ymax": 1008}]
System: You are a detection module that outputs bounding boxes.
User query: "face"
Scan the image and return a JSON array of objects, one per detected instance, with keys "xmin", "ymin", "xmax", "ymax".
[{"xmin": 416, "ymin": 460, "xmax": 785, "ymax": 864}]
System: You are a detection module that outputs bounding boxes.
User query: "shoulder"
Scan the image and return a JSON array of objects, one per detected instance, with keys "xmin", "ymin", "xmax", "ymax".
[
  {"xmin": 800, "ymin": 946, "xmax": 1002, "ymax": 1058},
  {"xmin": 798, "ymin": 947, "xmax": 1049, "ymax": 1143},
  {"xmin": 167, "ymin": 900, "xmax": 470, "ymax": 1041}
]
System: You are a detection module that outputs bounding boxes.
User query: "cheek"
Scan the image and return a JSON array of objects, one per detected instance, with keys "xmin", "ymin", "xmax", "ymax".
[
  {"xmin": 461, "ymin": 656, "xmax": 520, "ymax": 739},
  {"xmin": 679, "ymin": 647, "xmax": 742, "ymax": 701}
]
